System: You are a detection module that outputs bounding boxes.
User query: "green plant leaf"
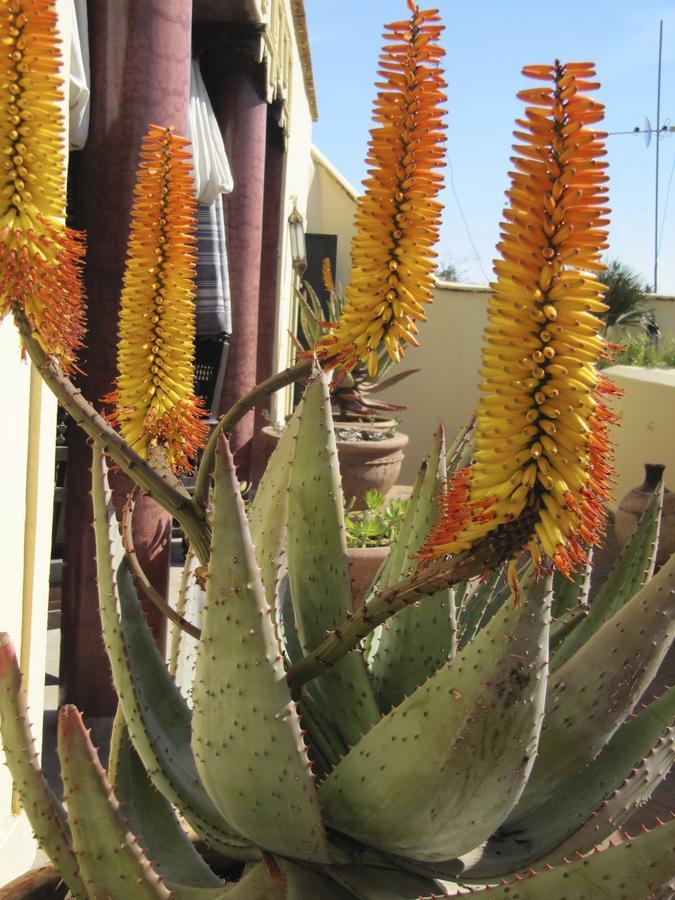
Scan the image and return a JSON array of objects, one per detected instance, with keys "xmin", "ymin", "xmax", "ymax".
[
  {"xmin": 461, "ymin": 683, "xmax": 675, "ymax": 879},
  {"xmin": 326, "ymin": 862, "xmax": 446, "ymax": 898},
  {"xmin": 367, "ymin": 427, "xmax": 455, "ymax": 711},
  {"xmin": 551, "ymin": 484, "xmax": 662, "ymax": 670},
  {"xmin": 57, "ymin": 705, "xmax": 171, "ymax": 899},
  {"xmin": 286, "ymin": 370, "xmax": 380, "ymax": 745},
  {"xmin": 90, "ymin": 446, "xmax": 253, "ymax": 859},
  {"xmin": 168, "ymin": 547, "xmax": 204, "ymax": 699},
  {"xmin": 191, "ymin": 435, "xmax": 334, "ymax": 862},
  {"xmin": 113, "ymin": 721, "xmax": 224, "ymax": 888},
  {"xmin": 0, "ymin": 635, "xmax": 87, "ymax": 900},
  {"xmin": 550, "ymin": 553, "xmax": 592, "ymax": 619},
  {"xmin": 165, "ymin": 865, "xmax": 284, "ymax": 899},
  {"xmin": 248, "ymin": 408, "xmax": 300, "ymax": 613},
  {"xmin": 451, "ymin": 815, "xmax": 675, "ymax": 898},
  {"xmin": 510, "ymin": 551, "xmax": 675, "ymax": 820},
  {"xmin": 456, "ymin": 567, "xmax": 505, "ymax": 650},
  {"xmin": 320, "ymin": 576, "xmax": 551, "ymax": 862}
]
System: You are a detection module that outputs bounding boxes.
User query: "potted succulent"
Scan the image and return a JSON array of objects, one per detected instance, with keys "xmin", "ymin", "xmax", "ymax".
[
  {"xmin": 344, "ymin": 488, "xmax": 409, "ymax": 605},
  {"xmin": 263, "ymin": 277, "xmax": 416, "ymax": 508},
  {"xmin": 2, "ymin": 2, "xmax": 675, "ymax": 898}
]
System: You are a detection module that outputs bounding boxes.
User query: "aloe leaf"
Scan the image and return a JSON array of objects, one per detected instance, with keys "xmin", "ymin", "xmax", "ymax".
[
  {"xmin": 326, "ymin": 864, "xmax": 446, "ymax": 898},
  {"xmin": 510, "ymin": 551, "xmax": 675, "ymax": 820},
  {"xmin": 248, "ymin": 408, "xmax": 300, "ymax": 611},
  {"xmin": 551, "ymin": 485, "xmax": 663, "ymax": 670},
  {"xmin": 275, "ymin": 571, "xmax": 305, "ymax": 666},
  {"xmin": 113, "ymin": 721, "xmax": 223, "ymax": 888},
  {"xmin": 320, "ymin": 576, "xmax": 551, "ymax": 862},
  {"xmin": 57, "ymin": 705, "xmax": 171, "ymax": 899},
  {"xmin": 548, "ymin": 605, "xmax": 588, "ymax": 651},
  {"xmin": 367, "ymin": 429, "xmax": 455, "ymax": 710},
  {"xmin": 166, "ymin": 864, "xmax": 284, "ymax": 899},
  {"xmin": 279, "ymin": 860, "xmax": 354, "ymax": 899},
  {"xmin": 191, "ymin": 435, "xmax": 334, "ymax": 862},
  {"xmin": 286, "ymin": 371, "xmax": 379, "ymax": 744},
  {"xmin": 0, "ymin": 635, "xmax": 87, "ymax": 900},
  {"xmin": 168, "ymin": 548, "xmax": 204, "ymax": 700},
  {"xmin": 550, "ymin": 552, "xmax": 592, "ymax": 619},
  {"xmin": 90, "ymin": 446, "xmax": 254, "ymax": 859},
  {"xmin": 452, "ymin": 816, "xmax": 675, "ymax": 899},
  {"xmin": 461, "ymin": 683, "xmax": 675, "ymax": 879},
  {"xmin": 456, "ymin": 567, "xmax": 504, "ymax": 650}
]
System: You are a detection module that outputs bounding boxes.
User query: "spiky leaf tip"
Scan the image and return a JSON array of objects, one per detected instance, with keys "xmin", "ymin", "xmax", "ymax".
[
  {"xmin": 312, "ymin": 4, "xmax": 447, "ymax": 376},
  {"xmin": 0, "ymin": 0, "xmax": 86, "ymax": 371},
  {"xmin": 420, "ymin": 62, "xmax": 620, "ymax": 579},
  {"xmin": 106, "ymin": 124, "xmax": 207, "ymax": 474}
]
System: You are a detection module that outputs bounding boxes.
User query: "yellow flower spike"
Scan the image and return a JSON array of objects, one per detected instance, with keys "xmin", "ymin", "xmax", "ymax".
[
  {"xmin": 312, "ymin": 2, "xmax": 446, "ymax": 375},
  {"xmin": 105, "ymin": 125, "xmax": 207, "ymax": 475},
  {"xmin": 420, "ymin": 61, "xmax": 619, "ymax": 581},
  {"xmin": 0, "ymin": 0, "xmax": 85, "ymax": 371}
]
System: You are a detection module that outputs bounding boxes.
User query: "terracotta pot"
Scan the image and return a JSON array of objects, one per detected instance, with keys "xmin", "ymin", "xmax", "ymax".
[
  {"xmin": 0, "ymin": 865, "xmax": 66, "ymax": 899},
  {"xmin": 347, "ymin": 545, "xmax": 390, "ymax": 609},
  {"xmin": 260, "ymin": 424, "xmax": 409, "ymax": 510},
  {"xmin": 336, "ymin": 428, "xmax": 409, "ymax": 510},
  {"xmin": 615, "ymin": 463, "xmax": 675, "ymax": 568}
]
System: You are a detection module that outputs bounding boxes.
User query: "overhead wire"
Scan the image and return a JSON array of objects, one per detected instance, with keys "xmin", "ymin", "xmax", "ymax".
[{"xmin": 447, "ymin": 157, "xmax": 490, "ymax": 283}]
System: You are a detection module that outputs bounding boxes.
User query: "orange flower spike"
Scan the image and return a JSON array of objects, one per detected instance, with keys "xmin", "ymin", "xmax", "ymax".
[
  {"xmin": 0, "ymin": 0, "xmax": 85, "ymax": 370},
  {"xmin": 313, "ymin": 4, "xmax": 447, "ymax": 376},
  {"xmin": 106, "ymin": 125, "xmax": 207, "ymax": 475},
  {"xmin": 421, "ymin": 61, "xmax": 619, "ymax": 578}
]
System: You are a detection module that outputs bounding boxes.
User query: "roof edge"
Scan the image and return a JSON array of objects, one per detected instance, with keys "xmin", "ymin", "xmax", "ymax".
[{"xmin": 289, "ymin": 0, "xmax": 318, "ymax": 121}]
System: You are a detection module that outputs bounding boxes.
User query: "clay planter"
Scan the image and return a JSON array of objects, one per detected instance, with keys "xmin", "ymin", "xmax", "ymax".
[
  {"xmin": 347, "ymin": 545, "xmax": 390, "ymax": 609},
  {"xmin": 615, "ymin": 463, "xmax": 675, "ymax": 568},
  {"xmin": 0, "ymin": 865, "xmax": 66, "ymax": 899},
  {"xmin": 260, "ymin": 423, "xmax": 408, "ymax": 510}
]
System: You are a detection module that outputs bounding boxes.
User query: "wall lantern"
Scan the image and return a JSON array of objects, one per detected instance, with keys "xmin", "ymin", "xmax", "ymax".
[{"xmin": 288, "ymin": 198, "xmax": 307, "ymax": 275}]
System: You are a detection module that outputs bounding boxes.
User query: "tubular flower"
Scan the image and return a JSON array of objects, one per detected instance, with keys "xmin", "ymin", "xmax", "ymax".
[
  {"xmin": 0, "ymin": 0, "xmax": 85, "ymax": 370},
  {"xmin": 420, "ymin": 61, "xmax": 618, "ymax": 579},
  {"xmin": 313, "ymin": 1, "xmax": 446, "ymax": 377},
  {"xmin": 106, "ymin": 125, "xmax": 207, "ymax": 475}
]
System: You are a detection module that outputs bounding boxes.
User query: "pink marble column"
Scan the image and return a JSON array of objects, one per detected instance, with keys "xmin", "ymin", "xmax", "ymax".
[
  {"xmin": 210, "ymin": 68, "xmax": 268, "ymax": 479},
  {"xmin": 61, "ymin": 0, "xmax": 192, "ymax": 714}
]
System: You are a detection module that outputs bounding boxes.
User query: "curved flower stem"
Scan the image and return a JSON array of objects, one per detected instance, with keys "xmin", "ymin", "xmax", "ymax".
[
  {"xmin": 13, "ymin": 305, "xmax": 212, "ymax": 565},
  {"xmin": 121, "ymin": 491, "xmax": 201, "ymax": 640},
  {"xmin": 285, "ymin": 540, "xmax": 505, "ymax": 691},
  {"xmin": 193, "ymin": 357, "xmax": 313, "ymax": 510}
]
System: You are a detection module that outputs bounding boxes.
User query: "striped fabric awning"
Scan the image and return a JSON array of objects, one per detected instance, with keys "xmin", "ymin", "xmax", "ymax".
[{"xmin": 188, "ymin": 59, "xmax": 234, "ymax": 338}]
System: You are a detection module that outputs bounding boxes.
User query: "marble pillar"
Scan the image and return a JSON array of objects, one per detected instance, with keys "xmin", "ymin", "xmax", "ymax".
[{"xmin": 61, "ymin": 0, "xmax": 192, "ymax": 714}]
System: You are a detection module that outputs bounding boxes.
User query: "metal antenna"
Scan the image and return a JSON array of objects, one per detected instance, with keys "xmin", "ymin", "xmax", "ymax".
[{"xmin": 654, "ymin": 20, "xmax": 663, "ymax": 292}]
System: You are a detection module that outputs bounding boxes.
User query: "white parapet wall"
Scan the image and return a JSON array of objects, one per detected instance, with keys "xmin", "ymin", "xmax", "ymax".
[{"xmin": 603, "ymin": 365, "xmax": 675, "ymax": 509}]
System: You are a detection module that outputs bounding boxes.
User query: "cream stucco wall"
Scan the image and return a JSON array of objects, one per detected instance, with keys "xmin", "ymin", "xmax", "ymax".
[
  {"xmin": 375, "ymin": 283, "xmax": 488, "ymax": 483},
  {"xmin": 306, "ymin": 146, "xmax": 358, "ymax": 290},
  {"xmin": 603, "ymin": 365, "xmax": 675, "ymax": 509},
  {"xmin": 0, "ymin": 325, "xmax": 57, "ymax": 885},
  {"xmin": 651, "ymin": 295, "xmax": 675, "ymax": 339},
  {"xmin": 270, "ymin": 0, "xmax": 316, "ymax": 423}
]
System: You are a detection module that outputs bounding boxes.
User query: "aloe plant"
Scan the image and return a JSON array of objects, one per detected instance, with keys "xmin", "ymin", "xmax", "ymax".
[
  {"xmin": 1, "ymin": 3, "xmax": 675, "ymax": 897},
  {"xmin": 2, "ymin": 382, "xmax": 675, "ymax": 898}
]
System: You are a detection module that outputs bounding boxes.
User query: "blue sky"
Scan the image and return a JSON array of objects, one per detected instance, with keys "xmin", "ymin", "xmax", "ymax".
[{"xmin": 304, "ymin": 0, "xmax": 675, "ymax": 294}]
